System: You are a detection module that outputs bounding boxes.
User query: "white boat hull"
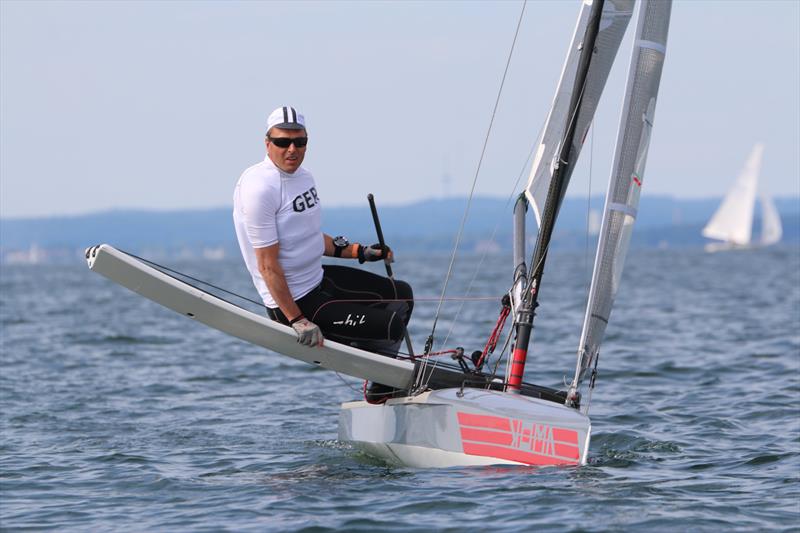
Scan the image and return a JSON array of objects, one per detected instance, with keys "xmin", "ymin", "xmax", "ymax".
[
  {"xmin": 704, "ymin": 241, "xmax": 757, "ymax": 253},
  {"xmin": 339, "ymin": 388, "xmax": 591, "ymax": 468}
]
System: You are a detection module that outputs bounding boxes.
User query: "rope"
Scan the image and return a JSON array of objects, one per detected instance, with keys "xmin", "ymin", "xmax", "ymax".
[
  {"xmin": 492, "ymin": 318, "xmax": 516, "ymax": 378},
  {"xmin": 119, "ymin": 249, "xmax": 266, "ymax": 309},
  {"xmin": 425, "ymin": 0, "xmax": 528, "ymax": 354},
  {"xmin": 438, "ymin": 140, "xmax": 541, "ymax": 351},
  {"xmin": 476, "ymin": 304, "xmax": 511, "ymax": 369},
  {"xmin": 420, "ymin": 349, "xmax": 461, "ymax": 357},
  {"xmin": 334, "ymin": 372, "xmax": 364, "ymax": 394}
]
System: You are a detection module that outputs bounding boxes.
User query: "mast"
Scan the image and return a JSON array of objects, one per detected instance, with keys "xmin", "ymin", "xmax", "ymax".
[
  {"xmin": 567, "ymin": 0, "xmax": 672, "ymax": 407},
  {"xmin": 508, "ymin": 0, "xmax": 612, "ymax": 393},
  {"xmin": 507, "ymin": 0, "xmax": 632, "ymax": 393},
  {"xmin": 511, "ymin": 194, "xmax": 528, "ymax": 312}
]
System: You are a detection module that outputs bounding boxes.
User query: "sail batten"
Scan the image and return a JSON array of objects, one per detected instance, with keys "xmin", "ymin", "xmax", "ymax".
[{"xmin": 568, "ymin": 0, "xmax": 671, "ymax": 405}]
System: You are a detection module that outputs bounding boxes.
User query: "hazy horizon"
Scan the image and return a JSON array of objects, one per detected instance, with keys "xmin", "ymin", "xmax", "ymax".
[{"xmin": 2, "ymin": 192, "xmax": 799, "ymax": 223}]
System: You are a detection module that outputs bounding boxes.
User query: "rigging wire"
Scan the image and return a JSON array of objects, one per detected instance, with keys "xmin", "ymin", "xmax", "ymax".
[
  {"xmin": 416, "ymin": 136, "xmax": 541, "ymax": 392},
  {"xmin": 438, "ymin": 142, "xmax": 539, "ymax": 352},
  {"xmin": 122, "ymin": 248, "xmax": 500, "ymax": 310},
  {"xmin": 334, "ymin": 372, "xmax": 365, "ymax": 394},
  {"xmin": 120, "ymin": 249, "xmax": 266, "ymax": 310},
  {"xmin": 424, "ymin": 0, "xmax": 528, "ymax": 355}
]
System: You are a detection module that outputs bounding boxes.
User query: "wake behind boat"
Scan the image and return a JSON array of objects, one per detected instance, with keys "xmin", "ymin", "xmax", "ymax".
[{"xmin": 86, "ymin": 0, "xmax": 671, "ymax": 468}]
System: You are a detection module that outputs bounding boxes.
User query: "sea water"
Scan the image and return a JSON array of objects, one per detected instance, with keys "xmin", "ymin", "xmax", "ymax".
[{"xmin": 1, "ymin": 246, "xmax": 798, "ymax": 531}]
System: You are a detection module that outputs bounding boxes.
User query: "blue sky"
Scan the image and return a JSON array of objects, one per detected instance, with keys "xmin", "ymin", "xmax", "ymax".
[{"xmin": 1, "ymin": 0, "xmax": 798, "ymax": 218}]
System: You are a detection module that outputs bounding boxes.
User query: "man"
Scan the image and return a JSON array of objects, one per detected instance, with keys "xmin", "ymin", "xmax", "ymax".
[{"xmin": 233, "ymin": 106, "xmax": 413, "ymax": 362}]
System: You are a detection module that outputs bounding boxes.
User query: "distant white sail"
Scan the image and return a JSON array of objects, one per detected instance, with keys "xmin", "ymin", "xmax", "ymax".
[
  {"xmin": 525, "ymin": 0, "xmax": 634, "ymax": 227},
  {"xmin": 759, "ymin": 192, "xmax": 783, "ymax": 245},
  {"xmin": 568, "ymin": 0, "xmax": 671, "ymax": 403},
  {"xmin": 702, "ymin": 143, "xmax": 764, "ymax": 246}
]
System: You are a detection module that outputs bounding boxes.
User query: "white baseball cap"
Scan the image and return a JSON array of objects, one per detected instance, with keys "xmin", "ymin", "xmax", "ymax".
[{"xmin": 266, "ymin": 106, "xmax": 306, "ymax": 133}]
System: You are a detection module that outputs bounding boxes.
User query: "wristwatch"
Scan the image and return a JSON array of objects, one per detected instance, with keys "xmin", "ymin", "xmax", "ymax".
[{"xmin": 333, "ymin": 235, "xmax": 350, "ymax": 257}]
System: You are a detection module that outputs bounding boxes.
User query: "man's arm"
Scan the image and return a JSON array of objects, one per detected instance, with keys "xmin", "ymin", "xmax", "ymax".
[
  {"xmin": 322, "ymin": 233, "xmax": 360, "ymax": 259},
  {"xmin": 322, "ymin": 233, "xmax": 393, "ymax": 262},
  {"xmin": 255, "ymin": 244, "xmax": 322, "ymax": 346},
  {"xmin": 255, "ymin": 244, "xmax": 303, "ymax": 321}
]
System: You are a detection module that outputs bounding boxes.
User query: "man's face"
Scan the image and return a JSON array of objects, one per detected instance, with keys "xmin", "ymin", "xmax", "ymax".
[{"xmin": 266, "ymin": 127, "xmax": 307, "ymax": 174}]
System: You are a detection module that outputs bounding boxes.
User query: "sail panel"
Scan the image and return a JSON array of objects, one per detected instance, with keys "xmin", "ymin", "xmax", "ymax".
[
  {"xmin": 525, "ymin": 0, "xmax": 634, "ymax": 226},
  {"xmin": 569, "ymin": 0, "xmax": 672, "ymax": 400},
  {"xmin": 759, "ymin": 192, "xmax": 783, "ymax": 245},
  {"xmin": 525, "ymin": 0, "xmax": 591, "ymax": 226},
  {"xmin": 702, "ymin": 143, "xmax": 764, "ymax": 245}
]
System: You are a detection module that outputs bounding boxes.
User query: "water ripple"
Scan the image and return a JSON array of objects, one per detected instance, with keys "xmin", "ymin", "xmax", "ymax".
[{"xmin": 1, "ymin": 249, "xmax": 799, "ymax": 531}]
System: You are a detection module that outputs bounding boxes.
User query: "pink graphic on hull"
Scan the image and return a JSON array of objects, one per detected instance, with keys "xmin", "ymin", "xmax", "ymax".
[{"xmin": 457, "ymin": 412, "xmax": 581, "ymax": 465}]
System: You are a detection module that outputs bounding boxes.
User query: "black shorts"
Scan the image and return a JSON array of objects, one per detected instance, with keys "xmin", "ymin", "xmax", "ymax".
[{"xmin": 268, "ymin": 265, "xmax": 413, "ymax": 354}]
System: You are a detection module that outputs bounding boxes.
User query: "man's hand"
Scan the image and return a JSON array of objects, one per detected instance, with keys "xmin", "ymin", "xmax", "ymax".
[
  {"xmin": 358, "ymin": 243, "xmax": 394, "ymax": 264},
  {"xmin": 291, "ymin": 318, "xmax": 324, "ymax": 347}
]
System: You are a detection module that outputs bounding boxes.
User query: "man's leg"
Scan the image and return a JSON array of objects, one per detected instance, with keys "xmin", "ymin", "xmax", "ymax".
[
  {"xmin": 321, "ymin": 265, "xmax": 414, "ymax": 326},
  {"xmin": 268, "ymin": 274, "xmax": 409, "ymax": 353},
  {"xmin": 317, "ymin": 266, "xmax": 415, "ymax": 403},
  {"xmin": 307, "ymin": 296, "xmax": 406, "ymax": 355}
]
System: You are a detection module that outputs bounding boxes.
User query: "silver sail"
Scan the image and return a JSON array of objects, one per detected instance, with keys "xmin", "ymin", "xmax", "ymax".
[
  {"xmin": 525, "ymin": 0, "xmax": 634, "ymax": 227},
  {"xmin": 568, "ymin": 0, "xmax": 672, "ymax": 405}
]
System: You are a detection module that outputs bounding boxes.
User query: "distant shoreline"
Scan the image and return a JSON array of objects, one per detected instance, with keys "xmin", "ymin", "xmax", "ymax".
[
  {"xmin": 2, "ymin": 193, "xmax": 799, "ymax": 222},
  {"xmin": 2, "ymin": 195, "xmax": 798, "ymax": 263}
]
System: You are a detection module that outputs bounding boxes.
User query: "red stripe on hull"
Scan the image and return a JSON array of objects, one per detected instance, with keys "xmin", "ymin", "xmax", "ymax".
[
  {"xmin": 462, "ymin": 442, "xmax": 580, "ymax": 466},
  {"xmin": 552, "ymin": 428, "xmax": 578, "ymax": 444},
  {"xmin": 457, "ymin": 412, "xmax": 511, "ymax": 431},
  {"xmin": 459, "ymin": 427, "xmax": 513, "ymax": 446},
  {"xmin": 554, "ymin": 442, "xmax": 581, "ymax": 460}
]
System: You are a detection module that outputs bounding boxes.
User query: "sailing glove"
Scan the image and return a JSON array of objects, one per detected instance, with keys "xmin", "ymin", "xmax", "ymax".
[
  {"xmin": 291, "ymin": 317, "xmax": 324, "ymax": 347},
  {"xmin": 358, "ymin": 243, "xmax": 394, "ymax": 264}
]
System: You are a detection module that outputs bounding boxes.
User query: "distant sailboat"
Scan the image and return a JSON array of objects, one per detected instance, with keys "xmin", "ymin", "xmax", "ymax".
[{"xmin": 702, "ymin": 143, "xmax": 782, "ymax": 252}]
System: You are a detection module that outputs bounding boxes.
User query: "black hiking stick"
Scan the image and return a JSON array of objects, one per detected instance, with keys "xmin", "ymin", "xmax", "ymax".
[
  {"xmin": 367, "ymin": 193, "xmax": 392, "ymax": 277},
  {"xmin": 367, "ymin": 194, "xmax": 414, "ymax": 356}
]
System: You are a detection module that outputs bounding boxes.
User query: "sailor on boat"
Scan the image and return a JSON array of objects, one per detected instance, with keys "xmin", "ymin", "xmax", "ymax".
[{"xmin": 233, "ymin": 106, "xmax": 413, "ymax": 365}]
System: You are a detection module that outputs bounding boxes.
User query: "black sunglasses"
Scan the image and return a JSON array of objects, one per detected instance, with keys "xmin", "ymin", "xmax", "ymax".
[{"xmin": 268, "ymin": 136, "xmax": 308, "ymax": 148}]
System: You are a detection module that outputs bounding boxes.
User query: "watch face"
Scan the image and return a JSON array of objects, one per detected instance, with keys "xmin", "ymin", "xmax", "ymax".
[{"xmin": 333, "ymin": 235, "xmax": 349, "ymax": 248}]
